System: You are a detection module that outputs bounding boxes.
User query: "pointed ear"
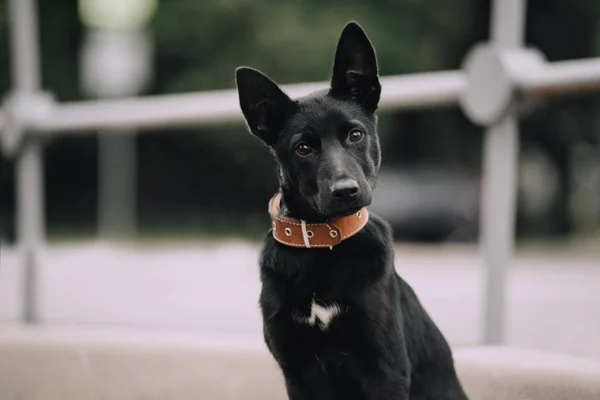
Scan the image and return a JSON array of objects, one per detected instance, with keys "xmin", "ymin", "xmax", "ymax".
[
  {"xmin": 235, "ymin": 67, "xmax": 295, "ymax": 146},
  {"xmin": 330, "ymin": 22, "xmax": 381, "ymax": 112}
]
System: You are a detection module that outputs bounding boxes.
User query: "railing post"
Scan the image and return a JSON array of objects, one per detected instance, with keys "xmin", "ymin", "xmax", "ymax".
[
  {"xmin": 480, "ymin": 0, "xmax": 526, "ymax": 343},
  {"xmin": 8, "ymin": 0, "xmax": 44, "ymax": 324}
]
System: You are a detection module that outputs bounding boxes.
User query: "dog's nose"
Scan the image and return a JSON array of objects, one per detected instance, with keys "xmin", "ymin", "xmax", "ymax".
[{"xmin": 331, "ymin": 178, "xmax": 359, "ymax": 199}]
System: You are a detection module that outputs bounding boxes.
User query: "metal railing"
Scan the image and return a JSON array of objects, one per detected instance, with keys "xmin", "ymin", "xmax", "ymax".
[{"xmin": 2, "ymin": 0, "xmax": 600, "ymax": 343}]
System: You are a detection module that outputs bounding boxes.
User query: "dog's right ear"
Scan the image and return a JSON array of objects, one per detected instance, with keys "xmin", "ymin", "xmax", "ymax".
[{"xmin": 235, "ymin": 67, "xmax": 295, "ymax": 146}]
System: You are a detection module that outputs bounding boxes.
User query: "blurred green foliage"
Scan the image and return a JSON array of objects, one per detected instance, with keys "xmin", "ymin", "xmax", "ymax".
[{"xmin": 0, "ymin": 0, "xmax": 599, "ymax": 241}]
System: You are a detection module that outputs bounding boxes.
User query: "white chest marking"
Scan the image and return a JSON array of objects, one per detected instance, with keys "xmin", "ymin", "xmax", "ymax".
[{"xmin": 294, "ymin": 301, "xmax": 342, "ymax": 330}]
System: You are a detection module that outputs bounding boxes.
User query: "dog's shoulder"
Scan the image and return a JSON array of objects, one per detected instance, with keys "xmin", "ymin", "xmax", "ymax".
[{"xmin": 361, "ymin": 211, "xmax": 394, "ymax": 245}]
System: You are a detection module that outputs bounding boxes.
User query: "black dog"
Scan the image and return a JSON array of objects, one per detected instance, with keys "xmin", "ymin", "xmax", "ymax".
[{"xmin": 235, "ymin": 22, "xmax": 469, "ymax": 400}]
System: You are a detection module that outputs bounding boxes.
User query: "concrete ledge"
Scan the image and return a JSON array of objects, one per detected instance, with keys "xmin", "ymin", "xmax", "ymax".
[
  {"xmin": 455, "ymin": 347, "xmax": 600, "ymax": 400},
  {"xmin": 1, "ymin": 327, "xmax": 599, "ymax": 400}
]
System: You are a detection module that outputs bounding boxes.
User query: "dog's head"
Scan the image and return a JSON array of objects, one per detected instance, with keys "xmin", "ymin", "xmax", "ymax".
[{"xmin": 236, "ymin": 22, "xmax": 382, "ymax": 220}]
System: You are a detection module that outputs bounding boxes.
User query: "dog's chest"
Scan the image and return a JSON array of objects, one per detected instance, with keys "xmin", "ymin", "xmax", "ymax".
[
  {"xmin": 292, "ymin": 299, "xmax": 345, "ymax": 330},
  {"xmin": 292, "ymin": 299, "xmax": 344, "ymax": 331}
]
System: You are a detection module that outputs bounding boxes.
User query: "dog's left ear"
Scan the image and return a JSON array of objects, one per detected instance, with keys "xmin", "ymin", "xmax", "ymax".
[{"xmin": 330, "ymin": 22, "xmax": 381, "ymax": 112}]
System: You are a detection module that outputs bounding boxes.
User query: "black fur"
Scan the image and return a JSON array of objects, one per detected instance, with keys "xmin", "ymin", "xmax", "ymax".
[{"xmin": 235, "ymin": 22, "xmax": 469, "ymax": 400}]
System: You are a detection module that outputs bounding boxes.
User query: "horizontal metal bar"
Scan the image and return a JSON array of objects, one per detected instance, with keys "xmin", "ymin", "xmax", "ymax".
[
  {"xmin": 518, "ymin": 57, "xmax": 600, "ymax": 99},
  {"xmin": 24, "ymin": 71, "xmax": 466, "ymax": 135},
  {"xmin": 376, "ymin": 71, "xmax": 467, "ymax": 109},
  {"xmin": 9, "ymin": 57, "xmax": 600, "ymax": 136}
]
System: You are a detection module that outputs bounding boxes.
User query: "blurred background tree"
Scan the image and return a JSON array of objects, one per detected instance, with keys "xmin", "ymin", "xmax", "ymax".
[{"xmin": 0, "ymin": 0, "xmax": 599, "ymax": 243}]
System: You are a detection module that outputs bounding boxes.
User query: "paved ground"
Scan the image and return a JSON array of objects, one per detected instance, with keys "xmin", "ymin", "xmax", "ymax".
[{"xmin": 1, "ymin": 240, "xmax": 599, "ymax": 359}]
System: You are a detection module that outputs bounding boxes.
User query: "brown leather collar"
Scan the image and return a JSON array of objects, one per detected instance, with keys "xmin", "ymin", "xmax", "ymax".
[{"xmin": 268, "ymin": 192, "xmax": 369, "ymax": 249}]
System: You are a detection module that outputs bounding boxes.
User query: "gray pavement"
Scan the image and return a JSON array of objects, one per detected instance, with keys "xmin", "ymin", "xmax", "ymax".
[{"xmin": 0, "ymin": 241, "xmax": 599, "ymax": 359}]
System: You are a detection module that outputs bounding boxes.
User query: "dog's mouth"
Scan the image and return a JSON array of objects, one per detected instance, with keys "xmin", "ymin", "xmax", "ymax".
[
  {"xmin": 331, "ymin": 206, "xmax": 362, "ymax": 218},
  {"xmin": 320, "ymin": 200, "xmax": 368, "ymax": 219},
  {"xmin": 314, "ymin": 187, "xmax": 372, "ymax": 220}
]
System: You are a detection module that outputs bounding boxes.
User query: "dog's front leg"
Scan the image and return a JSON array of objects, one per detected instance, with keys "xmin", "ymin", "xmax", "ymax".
[
  {"xmin": 362, "ymin": 374, "xmax": 411, "ymax": 400},
  {"xmin": 355, "ymin": 349, "xmax": 411, "ymax": 400},
  {"xmin": 282, "ymin": 376, "xmax": 313, "ymax": 400}
]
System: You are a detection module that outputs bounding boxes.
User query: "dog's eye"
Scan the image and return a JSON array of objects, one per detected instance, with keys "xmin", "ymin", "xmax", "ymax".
[
  {"xmin": 348, "ymin": 129, "xmax": 364, "ymax": 143},
  {"xmin": 295, "ymin": 143, "xmax": 313, "ymax": 156}
]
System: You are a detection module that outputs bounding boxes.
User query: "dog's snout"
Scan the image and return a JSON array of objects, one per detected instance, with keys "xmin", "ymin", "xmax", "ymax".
[{"xmin": 330, "ymin": 178, "xmax": 359, "ymax": 200}]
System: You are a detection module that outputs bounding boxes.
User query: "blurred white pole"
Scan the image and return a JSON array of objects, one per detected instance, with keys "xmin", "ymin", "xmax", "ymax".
[
  {"xmin": 80, "ymin": 0, "xmax": 156, "ymax": 239},
  {"xmin": 481, "ymin": 0, "xmax": 526, "ymax": 344},
  {"xmin": 8, "ymin": 0, "xmax": 44, "ymax": 324}
]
